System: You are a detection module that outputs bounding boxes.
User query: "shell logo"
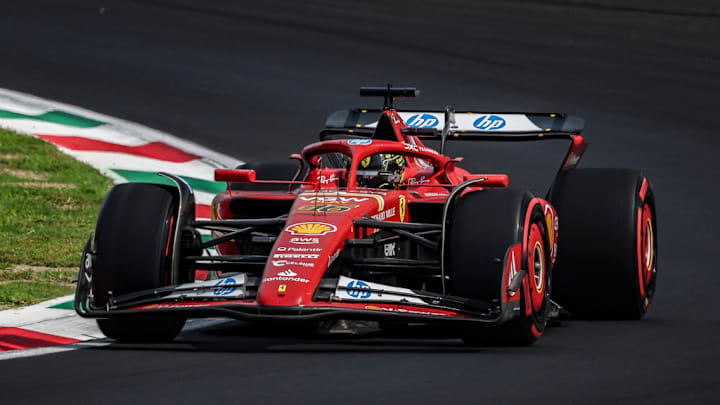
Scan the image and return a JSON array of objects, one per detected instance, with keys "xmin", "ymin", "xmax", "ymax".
[
  {"xmin": 545, "ymin": 212, "xmax": 553, "ymax": 244},
  {"xmin": 544, "ymin": 204, "xmax": 555, "ymax": 249},
  {"xmin": 285, "ymin": 222, "xmax": 337, "ymax": 236}
]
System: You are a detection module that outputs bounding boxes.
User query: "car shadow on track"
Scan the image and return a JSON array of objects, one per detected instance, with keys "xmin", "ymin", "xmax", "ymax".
[
  {"xmin": 93, "ymin": 319, "xmax": 500, "ymax": 354},
  {"xmin": 88, "ymin": 317, "xmax": 677, "ymax": 354}
]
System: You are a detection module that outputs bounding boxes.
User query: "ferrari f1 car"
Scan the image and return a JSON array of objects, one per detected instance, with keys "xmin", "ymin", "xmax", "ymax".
[{"xmin": 75, "ymin": 86, "xmax": 658, "ymax": 345}]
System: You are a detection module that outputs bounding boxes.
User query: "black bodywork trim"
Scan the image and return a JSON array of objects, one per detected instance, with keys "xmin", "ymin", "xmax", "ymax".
[
  {"xmin": 75, "ymin": 303, "xmax": 505, "ymax": 325},
  {"xmin": 159, "ymin": 172, "xmax": 195, "ymax": 285}
]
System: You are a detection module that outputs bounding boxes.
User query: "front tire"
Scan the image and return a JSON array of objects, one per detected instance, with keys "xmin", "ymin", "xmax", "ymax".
[
  {"xmin": 446, "ymin": 189, "xmax": 551, "ymax": 346},
  {"xmin": 93, "ymin": 183, "xmax": 186, "ymax": 342}
]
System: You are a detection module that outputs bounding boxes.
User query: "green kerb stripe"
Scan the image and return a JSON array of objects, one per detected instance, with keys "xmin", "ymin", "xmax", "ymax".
[
  {"xmin": 111, "ymin": 169, "xmax": 226, "ymax": 194},
  {"xmin": 0, "ymin": 109, "xmax": 105, "ymax": 128},
  {"xmin": 49, "ymin": 300, "xmax": 75, "ymax": 310}
]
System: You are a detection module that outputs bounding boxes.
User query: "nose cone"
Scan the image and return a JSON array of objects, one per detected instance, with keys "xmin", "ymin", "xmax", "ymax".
[
  {"xmin": 256, "ymin": 218, "xmax": 349, "ymax": 307},
  {"xmin": 255, "ymin": 190, "xmax": 400, "ymax": 307}
]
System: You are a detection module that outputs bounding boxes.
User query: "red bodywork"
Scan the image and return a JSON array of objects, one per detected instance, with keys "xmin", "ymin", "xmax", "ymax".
[{"xmin": 199, "ymin": 108, "xmax": 572, "ymax": 319}]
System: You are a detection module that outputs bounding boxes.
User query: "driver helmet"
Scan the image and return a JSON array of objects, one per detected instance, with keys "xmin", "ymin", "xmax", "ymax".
[{"xmin": 357, "ymin": 153, "xmax": 406, "ymax": 189}]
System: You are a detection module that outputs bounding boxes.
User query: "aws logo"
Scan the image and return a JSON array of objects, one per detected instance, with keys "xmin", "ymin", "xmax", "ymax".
[
  {"xmin": 405, "ymin": 114, "xmax": 439, "ymax": 128},
  {"xmin": 473, "ymin": 115, "xmax": 506, "ymax": 130}
]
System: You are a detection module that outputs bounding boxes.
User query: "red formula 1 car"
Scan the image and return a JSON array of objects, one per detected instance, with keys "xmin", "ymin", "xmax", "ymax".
[{"xmin": 75, "ymin": 86, "xmax": 657, "ymax": 345}]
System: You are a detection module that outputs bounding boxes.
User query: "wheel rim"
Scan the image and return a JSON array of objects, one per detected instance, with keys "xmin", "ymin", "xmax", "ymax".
[
  {"xmin": 528, "ymin": 223, "xmax": 546, "ymax": 312},
  {"xmin": 641, "ymin": 204, "xmax": 655, "ymax": 286},
  {"xmin": 533, "ymin": 242, "xmax": 545, "ymax": 293}
]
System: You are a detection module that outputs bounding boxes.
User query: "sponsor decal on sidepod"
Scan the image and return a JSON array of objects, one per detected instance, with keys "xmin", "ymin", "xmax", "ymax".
[{"xmin": 371, "ymin": 207, "xmax": 396, "ymax": 220}]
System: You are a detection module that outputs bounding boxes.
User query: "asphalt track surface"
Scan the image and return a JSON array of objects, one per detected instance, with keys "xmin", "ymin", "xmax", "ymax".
[{"xmin": 2, "ymin": 1, "xmax": 720, "ymax": 403}]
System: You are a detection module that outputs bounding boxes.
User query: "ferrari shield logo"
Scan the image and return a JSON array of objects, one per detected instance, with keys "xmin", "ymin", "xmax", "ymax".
[{"xmin": 399, "ymin": 195, "xmax": 407, "ymax": 222}]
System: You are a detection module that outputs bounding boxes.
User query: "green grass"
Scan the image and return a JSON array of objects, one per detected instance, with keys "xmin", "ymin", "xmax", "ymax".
[
  {"xmin": 0, "ymin": 282, "xmax": 76, "ymax": 308},
  {"xmin": 0, "ymin": 268, "xmax": 77, "ymax": 284},
  {"xmin": 0, "ymin": 128, "xmax": 112, "ymax": 308}
]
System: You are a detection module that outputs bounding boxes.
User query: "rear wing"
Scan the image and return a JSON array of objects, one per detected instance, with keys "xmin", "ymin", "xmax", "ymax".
[
  {"xmin": 325, "ymin": 109, "xmax": 584, "ymax": 135},
  {"xmin": 322, "ymin": 107, "xmax": 588, "ymax": 173}
]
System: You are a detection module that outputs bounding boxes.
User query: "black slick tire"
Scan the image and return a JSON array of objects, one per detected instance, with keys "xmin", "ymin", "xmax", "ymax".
[
  {"xmin": 93, "ymin": 183, "xmax": 186, "ymax": 342},
  {"xmin": 548, "ymin": 169, "xmax": 657, "ymax": 319},
  {"xmin": 446, "ymin": 189, "xmax": 551, "ymax": 346}
]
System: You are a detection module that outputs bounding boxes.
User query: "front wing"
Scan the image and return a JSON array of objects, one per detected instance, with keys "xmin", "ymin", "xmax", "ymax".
[{"xmin": 75, "ymin": 242, "xmax": 516, "ymax": 326}]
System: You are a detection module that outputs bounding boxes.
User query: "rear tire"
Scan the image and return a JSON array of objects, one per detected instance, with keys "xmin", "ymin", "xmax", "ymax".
[
  {"xmin": 549, "ymin": 169, "xmax": 657, "ymax": 319},
  {"xmin": 446, "ymin": 189, "xmax": 551, "ymax": 346},
  {"xmin": 93, "ymin": 183, "xmax": 186, "ymax": 342}
]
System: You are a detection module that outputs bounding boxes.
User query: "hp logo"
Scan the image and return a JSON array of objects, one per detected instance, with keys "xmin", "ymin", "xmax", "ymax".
[
  {"xmin": 405, "ymin": 114, "xmax": 439, "ymax": 128},
  {"xmin": 473, "ymin": 115, "xmax": 506, "ymax": 130},
  {"xmin": 346, "ymin": 280, "xmax": 371, "ymax": 299},
  {"xmin": 348, "ymin": 139, "xmax": 372, "ymax": 145},
  {"xmin": 213, "ymin": 278, "xmax": 237, "ymax": 296}
]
